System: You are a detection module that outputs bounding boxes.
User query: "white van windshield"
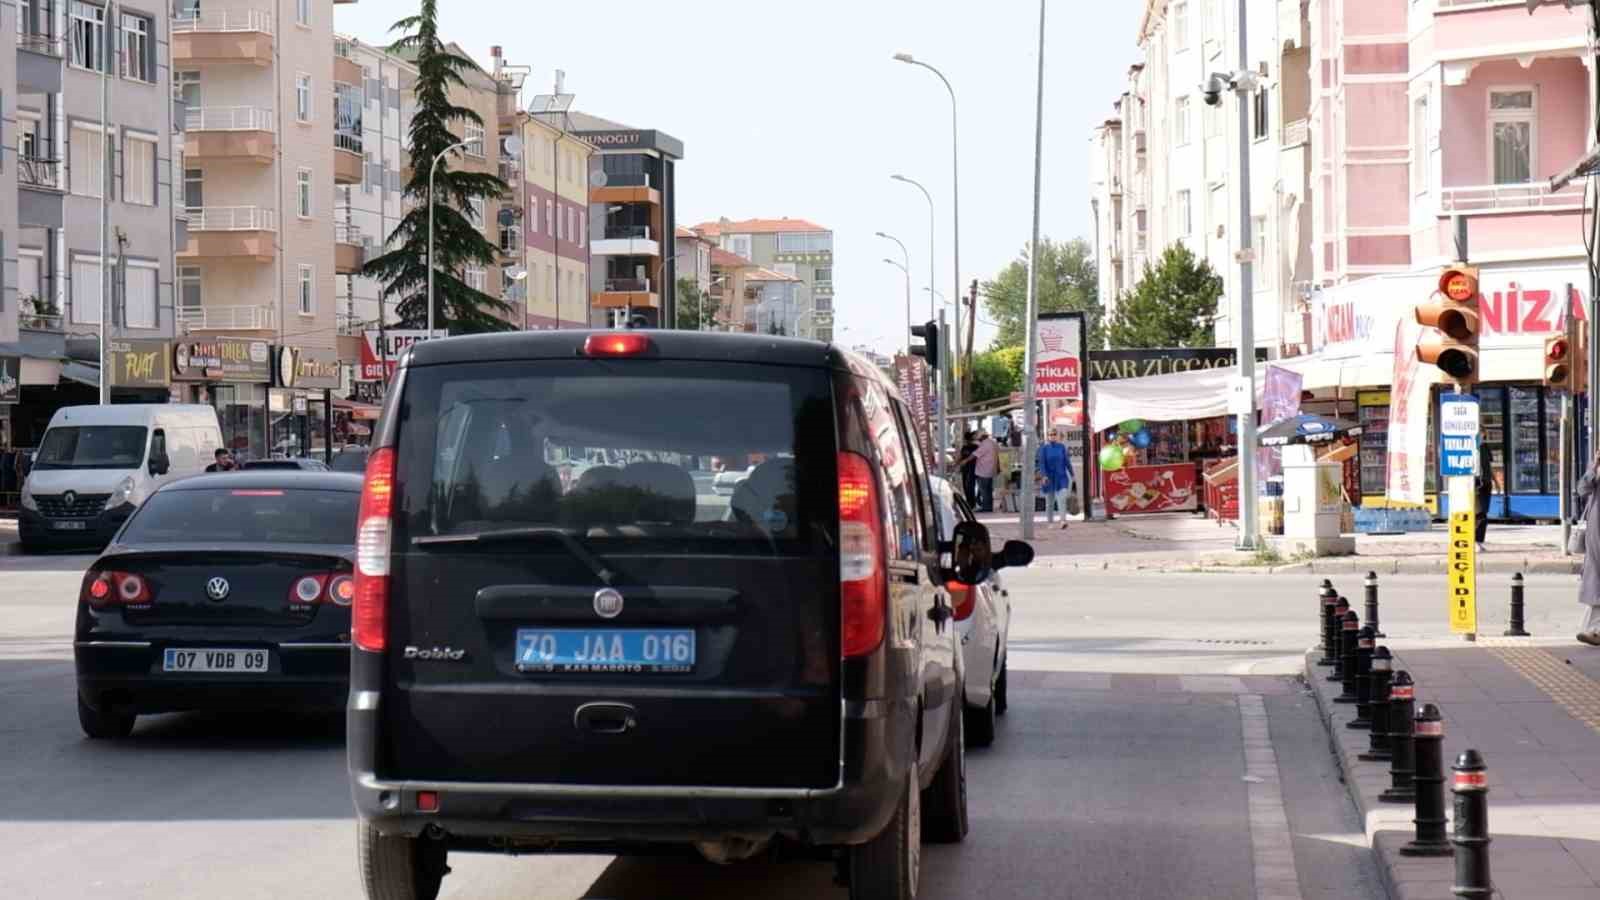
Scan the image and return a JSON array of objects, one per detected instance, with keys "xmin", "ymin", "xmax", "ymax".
[{"xmin": 34, "ymin": 426, "xmax": 148, "ymax": 470}]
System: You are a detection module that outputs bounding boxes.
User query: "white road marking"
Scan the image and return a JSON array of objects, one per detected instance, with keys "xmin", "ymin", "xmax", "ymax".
[{"xmin": 1239, "ymin": 693, "xmax": 1305, "ymax": 900}]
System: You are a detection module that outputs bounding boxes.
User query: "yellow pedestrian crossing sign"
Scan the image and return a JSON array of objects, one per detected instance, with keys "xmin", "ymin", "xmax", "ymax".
[{"xmin": 1448, "ymin": 509, "xmax": 1478, "ymax": 634}]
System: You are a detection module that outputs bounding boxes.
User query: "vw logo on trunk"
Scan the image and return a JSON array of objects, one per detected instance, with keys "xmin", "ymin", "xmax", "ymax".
[
  {"xmin": 593, "ymin": 588, "xmax": 624, "ymax": 619},
  {"xmin": 205, "ymin": 577, "xmax": 230, "ymax": 601}
]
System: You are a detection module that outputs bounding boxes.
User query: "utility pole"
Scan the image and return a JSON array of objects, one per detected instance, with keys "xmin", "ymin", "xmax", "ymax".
[
  {"xmin": 1019, "ymin": 0, "xmax": 1046, "ymax": 541},
  {"xmin": 965, "ymin": 278, "xmax": 978, "ymax": 393},
  {"xmin": 1232, "ymin": 0, "xmax": 1260, "ymax": 551}
]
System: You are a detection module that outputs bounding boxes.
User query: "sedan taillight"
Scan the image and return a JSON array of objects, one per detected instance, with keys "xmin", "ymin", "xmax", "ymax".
[
  {"xmin": 83, "ymin": 571, "xmax": 151, "ymax": 608},
  {"xmin": 286, "ymin": 573, "xmax": 356, "ymax": 608}
]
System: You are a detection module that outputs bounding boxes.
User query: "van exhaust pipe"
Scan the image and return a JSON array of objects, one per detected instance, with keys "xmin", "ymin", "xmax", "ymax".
[{"xmin": 695, "ymin": 836, "xmax": 771, "ymax": 865}]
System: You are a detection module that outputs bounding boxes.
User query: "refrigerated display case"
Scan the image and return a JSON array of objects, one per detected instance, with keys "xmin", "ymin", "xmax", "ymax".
[
  {"xmin": 1356, "ymin": 391, "xmax": 1389, "ymax": 498},
  {"xmin": 1472, "ymin": 383, "xmax": 1561, "ymax": 520}
]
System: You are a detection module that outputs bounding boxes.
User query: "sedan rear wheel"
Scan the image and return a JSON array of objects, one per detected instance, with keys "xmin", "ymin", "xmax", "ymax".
[
  {"xmin": 994, "ymin": 660, "xmax": 1009, "ymax": 716},
  {"xmin": 848, "ymin": 759, "xmax": 919, "ymax": 900},
  {"xmin": 921, "ymin": 700, "xmax": 969, "ymax": 843},
  {"xmin": 76, "ymin": 693, "xmax": 135, "ymax": 740},
  {"xmin": 965, "ymin": 692, "xmax": 997, "ymax": 749},
  {"xmin": 357, "ymin": 821, "xmax": 449, "ymax": 900}
]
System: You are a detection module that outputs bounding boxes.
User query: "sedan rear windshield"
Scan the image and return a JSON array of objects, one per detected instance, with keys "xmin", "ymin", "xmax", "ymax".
[
  {"xmin": 34, "ymin": 426, "xmax": 147, "ymax": 470},
  {"xmin": 394, "ymin": 359, "xmax": 836, "ymax": 551},
  {"xmin": 121, "ymin": 489, "xmax": 359, "ymax": 545}
]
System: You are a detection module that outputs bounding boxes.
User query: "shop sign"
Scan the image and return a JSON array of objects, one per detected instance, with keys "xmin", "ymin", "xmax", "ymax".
[
  {"xmin": 108, "ymin": 339, "xmax": 171, "ymax": 389},
  {"xmin": 1102, "ymin": 463, "xmax": 1198, "ymax": 514},
  {"xmin": 360, "ymin": 330, "xmax": 445, "ymax": 380},
  {"xmin": 892, "ymin": 354, "xmax": 936, "ymax": 467},
  {"xmin": 0, "ymin": 355, "xmax": 18, "ymax": 404},
  {"xmin": 275, "ymin": 346, "xmax": 342, "ymax": 390},
  {"xmin": 172, "ymin": 338, "xmax": 270, "ymax": 382},
  {"xmin": 1088, "ymin": 347, "xmax": 1269, "ymax": 381},
  {"xmin": 351, "ymin": 380, "xmax": 385, "ymax": 405},
  {"xmin": 1033, "ymin": 314, "xmax": 1082, "ymax": 400}
]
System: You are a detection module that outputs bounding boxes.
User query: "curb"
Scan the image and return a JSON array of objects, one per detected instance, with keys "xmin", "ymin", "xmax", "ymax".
[{"xmin": 1028, "ymin": 555, "xmax": 1579, "ymax": 576}]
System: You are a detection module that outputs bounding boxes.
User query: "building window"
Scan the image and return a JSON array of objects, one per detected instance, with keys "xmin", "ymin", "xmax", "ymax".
[
  {"xmin": 1252, "ymin": 215, "xmax": 1268, "ymax": 289},
  {"xmin": 70, "ymin": 123, "xmax": 105, "ymax": 198},
  {"xmin": 71, "ymin": 255, "xmax": 102, "ymax": 324},
  {"xmin": 1174, "ymin": 96, "xmax": 1191, "ymax": 146},
  {"xmin": 467, "ymin": 197, "xmax": 484, "ymax": 228},
  {"xmin": 295, "ymin": 0, "xmax": 309, "ymax": 26},
  {"xmin": 465, "ymin": 121, "xmax": 485, "ymax": 158},
  {"xmin": 814, "ymin": 266, "xmax": 832, "ymax": 285},
  {"xmin": 123, "ymin": 134, "xmax": 155, "ymax": 205},
  {"xmin": 546, "ymin": 199, "xmax": 554, "ymax": 237},
  {"xmin": 298, "ymin": 264, "xmax": 314, "ymax": 315},
  {"xmin": 70, "ymin": 1, "xmax": 106, "ymax": 72},
  {"xmin": 119, "ymin": 12, "xmax": 151, "ymax": 82},
  {"xmin": 297, "ymin": 167, "xmax": 312, "ymax": 218},
  {"xmin": 774, "ymin": 232, "xmax": 830, "ymax": 253},
  {"xmin": 1252, "ymin": 87, "xmax": 1269, "ymax": 141},
  {"xmin": 124, "ymin": 262, "xmax": 157, "ymax": 328},
  {"xmin": 1175, "ymin": 190, "xmax": 1192, "ymax": 236},
  {"xmin": 578, "ymin": 212, "xmax": 585, "ymax": 248},
  {"xmin": 1489, "ymin": 88, "xmax": 1535, "ymax": 184},
  {"xmin": 1413, "ymin": 97, "xmax": 1429, "ymax": 195},
  {"xmin": 499, "ymin": 225, "xmax": 520, "ymax": 253},
  {"xmin": 1172, "ymin": 1, "xmax": 1188, "ymax": 51},
  {"xmin": 464, "ymin": 265, "xmax": 486, "ymax": 293},
  {"xmin": 179, "ymin": 265, "xmax": 202, "ymax": 311},
  {"xmin": 184, "ymin": 167, "xmax": 203, "ymax": 208},
  {"xmin": 296, "ymin": 73, "xmax": 312, "ymax": 123}
]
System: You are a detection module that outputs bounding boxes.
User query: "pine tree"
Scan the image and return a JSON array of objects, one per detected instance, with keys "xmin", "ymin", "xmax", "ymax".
[
  {"xmin": 1106, "ymin": 244, "xmax": 1223, "ymax": 349},
  {"xmin": 361, "ymin": 0, "xmax": 514, "ymax": 334}
]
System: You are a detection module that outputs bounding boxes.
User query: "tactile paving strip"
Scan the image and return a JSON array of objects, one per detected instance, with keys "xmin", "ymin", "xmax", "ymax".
[{"xmin": 1481, "ymin": 640, "xmax": 1600, "ymax": 734}]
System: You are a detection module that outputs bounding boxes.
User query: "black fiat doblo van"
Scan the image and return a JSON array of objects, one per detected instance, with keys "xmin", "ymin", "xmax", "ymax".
[{"xmin": 347, "ymin": 330, "xmax": 1032, "ymax": 900}]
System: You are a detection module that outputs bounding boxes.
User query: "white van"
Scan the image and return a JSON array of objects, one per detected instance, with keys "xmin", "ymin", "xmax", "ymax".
[{"xmin": 19, "ymin": 404, "xmax": 224, "ymax": 551}]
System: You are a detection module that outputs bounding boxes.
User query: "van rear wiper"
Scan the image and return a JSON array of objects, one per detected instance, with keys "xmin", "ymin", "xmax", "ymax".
[{"xmin": 412, "ymin": 526, "xmax": 616, "ymax": 585}]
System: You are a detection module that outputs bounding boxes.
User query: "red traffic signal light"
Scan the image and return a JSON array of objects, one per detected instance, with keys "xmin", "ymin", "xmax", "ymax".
[
  {"xmin": 1415, "ymin": 264, "xmax": 1481, "ymax": 384},
  {"xmin": 1545, "ymin": 334, "xmax": 1572, "ymax": 390}
]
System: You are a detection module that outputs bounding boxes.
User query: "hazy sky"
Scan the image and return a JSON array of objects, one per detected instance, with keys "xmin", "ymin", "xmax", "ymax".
[{"xmin": 334, "ymin": 0, "xmax": 1146, "ymax": 353}]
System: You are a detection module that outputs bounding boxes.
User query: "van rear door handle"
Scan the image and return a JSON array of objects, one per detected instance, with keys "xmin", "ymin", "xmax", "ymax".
[{"xmin": 573, "ymin": 702, "xmax": 638, "ymax": 735}]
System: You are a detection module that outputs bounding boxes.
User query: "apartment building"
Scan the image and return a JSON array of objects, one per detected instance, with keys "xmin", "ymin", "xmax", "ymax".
[
  {"xmin": 688, "ymin": 217, "xmax": 834, "ymax": 341},
  {"xmin": 570, "ymin": 112, "xmax": 684, "ymax": 329},
  {"xmin": 513, "ymin": 76, "xmax": 595, "ymax": 331},
  {"xmin": 674, "ymin": 225, "xmax": 712, "ymax": 295},
  {"xmin": 707, "ymin": 245, "xmax": 756, "ymax": 331}
]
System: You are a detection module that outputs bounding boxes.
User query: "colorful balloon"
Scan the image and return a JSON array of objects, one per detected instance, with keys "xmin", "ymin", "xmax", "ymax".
[
  {"xmin": 1132, "ymin": 429, "xmax": 1152, "ymax": 449},
  {"xmin": 1118, "ymin": 419, "xmax": 1145, "ymax": 434},
  {"xmin": 1098, "ymin": 444, "xmax": 1125, "ymax": 471}
]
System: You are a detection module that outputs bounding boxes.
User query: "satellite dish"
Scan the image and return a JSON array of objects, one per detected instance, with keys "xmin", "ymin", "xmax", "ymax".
[
  {"xmin": 589, "ymin": 170, "xmax": 608, "ymax": 188},
  {"xmin": 502, "ymin": 135, "xmax": 522, "ymax": 157}
]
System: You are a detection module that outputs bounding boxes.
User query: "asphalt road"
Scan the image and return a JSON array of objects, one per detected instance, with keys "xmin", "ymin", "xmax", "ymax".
[{"xmin": 0, "ymin": 557, "xmax": 1491, "ymax": 899}]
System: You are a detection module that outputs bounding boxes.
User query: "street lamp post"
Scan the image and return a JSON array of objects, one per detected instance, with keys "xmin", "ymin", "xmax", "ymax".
[
  {"xmin": 892, "ymin": 173, "xmax": 945, "ymax": 474},
  {"xmin": 893, "ymin": 51, "xmax": 963, "ymax": 406},
  {"xmin": 876, "ymin": 231, "xmax": 911, "ymax": 344},
  {"xmin": 428, "ymin": 137, "xmax": 476, "ymax": 337}
]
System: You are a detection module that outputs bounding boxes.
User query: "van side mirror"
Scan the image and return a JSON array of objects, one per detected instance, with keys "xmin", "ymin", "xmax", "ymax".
[{"xmin": 149, "ymin": 454, "xmax": 170, "ymax": 476}]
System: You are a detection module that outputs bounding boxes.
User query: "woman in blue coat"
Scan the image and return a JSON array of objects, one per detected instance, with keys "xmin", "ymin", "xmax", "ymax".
[{"xmin": 1036, "ymin": 428, "xmax": 1075, "ymax": 529}]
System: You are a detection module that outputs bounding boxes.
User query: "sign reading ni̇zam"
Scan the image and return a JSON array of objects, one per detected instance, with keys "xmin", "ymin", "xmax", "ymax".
[{"xmin": 1447, "ymin": 510, "xmax": 1478, "ymax": 634}]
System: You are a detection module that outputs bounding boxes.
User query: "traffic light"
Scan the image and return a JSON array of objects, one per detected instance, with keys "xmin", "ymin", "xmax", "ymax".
[
  {"xmin": 1544, "ymin": 333, "xmax": 1572, "ymax": 390},
  {"xmin": 1415, "ymin": 264, "xmax": 1481, "ymax": 384},
  {"xmin": 910, "ymin": 320, "xmax": 940, "ymax": 370}
]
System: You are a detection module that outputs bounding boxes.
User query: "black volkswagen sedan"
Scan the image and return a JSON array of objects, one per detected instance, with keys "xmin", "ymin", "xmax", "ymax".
[{"xmin": 73, "ymin": 471, "xmax": 361, "ymax": 739}]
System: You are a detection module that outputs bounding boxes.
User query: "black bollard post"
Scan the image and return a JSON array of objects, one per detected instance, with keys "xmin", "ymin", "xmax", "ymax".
[
  {"xmin": 1380, "ymin": 672, "xmax": 1418, "ymax": 804},
  {"xmin": 1327, "ymin": 597, "xmax": 1351, "ymax": 682},
  {"xmin": 1360, "ymin": 647, "xmax": 1394, "ymax": 761},
  {"xmin": 1400, "ymin": 703, "xmax": 1454, "ymax": 857},
  {"xmin": 1336, "ymin": 610, "xmax": 1361, "ymax": 704},
  {"xmin": 1365, "ymin": 571, "xmax": 1385, "ymax": 638},
  {"xmin": 1451, "ymin": 749, "xmax": 1492, "ymax": 898},
  {"xmin": 1504, "ymin": 573, "xmax": 1530, "ymax": 637},
  {"xmin": 1347, "ymin": 626, "xmax": 1377, "ymax": 729},
  {"xmin": 1318, "ymin": 582, "xmax": 1339, "ymax": 666}
]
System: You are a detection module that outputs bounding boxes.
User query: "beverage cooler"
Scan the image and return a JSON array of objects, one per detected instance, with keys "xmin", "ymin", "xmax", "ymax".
[
  {"xmin": 1355, "ymin": 389, "xmax": 1438, "ymax": 514},
  {"xmin": 1474, "ymin": 384, "xmax": 1566, "ymax": 520}
]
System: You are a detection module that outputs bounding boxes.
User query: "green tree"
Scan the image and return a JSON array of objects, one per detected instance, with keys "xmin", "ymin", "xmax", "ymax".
[
  {"xmin": 1106, "ymin": 244, "xmax": 1223, "ymax": 349},
  {"xmin": 361, "ymin": 0, "xmax": 514, "ymax": 334},
  {"xmin": 969, "ymin": 345, "xmax": 1025, "ymax": 403},
  {"xmin": 981, "ymin": 237, "xmax": 1103, "ymax": 349},
  {"xmin": 674, "ymin": 277, "xmax": 725, "ymax": 330}
]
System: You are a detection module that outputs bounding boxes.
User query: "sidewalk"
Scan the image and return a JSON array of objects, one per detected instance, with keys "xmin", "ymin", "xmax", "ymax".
[
  {"xmin": 979, "ymin": 511, "xmax": 1580, "ymax": 575},
  {"xmin": 1305, "ymin": 639, "xmax": 1600, "ymax": 899}
]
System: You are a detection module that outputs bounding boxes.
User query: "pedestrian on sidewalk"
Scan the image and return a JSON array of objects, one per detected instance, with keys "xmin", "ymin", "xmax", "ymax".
[
  {"xmin": 1475, "ymin": 444, "xmax": 1494, "ymax": 552},
  {"xmin": 957, "ymin": 431, "xmax": 979, "ymax": 506},
  {"xmin": 973, "ymin": 431, "xmax": 1000, "ymax": 513},
  {"xmin": 1576, "ymin": 448, "xmax": 1600, "ymax": 646},
  {"xmin": 1037, "ymin": 428, "xmax": 1075, "ymax": 529}
]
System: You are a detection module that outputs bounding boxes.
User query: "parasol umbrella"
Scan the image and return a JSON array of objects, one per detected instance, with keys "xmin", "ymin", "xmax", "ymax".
[{"xmin": 1257, "ymin": 413, "xmax": 1363, "ymax": 447}]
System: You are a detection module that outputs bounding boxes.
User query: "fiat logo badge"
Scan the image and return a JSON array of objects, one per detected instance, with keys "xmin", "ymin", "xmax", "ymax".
[{"xmin": 593, "ymin": 588, "xmax": 624, "ymax": 619}]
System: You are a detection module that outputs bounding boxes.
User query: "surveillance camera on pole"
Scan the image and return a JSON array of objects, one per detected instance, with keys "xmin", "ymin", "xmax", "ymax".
[{"xmin": 1201, "ymin": 70, "xmax": 1260, "ymax": 107}]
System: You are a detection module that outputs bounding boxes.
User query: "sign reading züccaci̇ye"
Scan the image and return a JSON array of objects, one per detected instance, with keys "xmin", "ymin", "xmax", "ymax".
[{"xmin": 1032, "ymin": 314, "xmax": 1082, "ymax": 401}]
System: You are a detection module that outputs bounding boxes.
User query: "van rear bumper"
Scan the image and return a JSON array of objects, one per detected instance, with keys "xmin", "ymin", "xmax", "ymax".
[{"xmin": 348, "ymin": 695, "xmax": 908, "ymax": 848}]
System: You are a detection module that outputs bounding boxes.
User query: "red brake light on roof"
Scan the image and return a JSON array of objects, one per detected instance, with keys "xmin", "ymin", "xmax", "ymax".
[
  {"xmin": 231, "ymin": 489, "xmax": 285, "ymax": 497},
  {"xmin": 353, "ymin": 447, "xmax": 395, "ymax": 653},
  {"xmin": 838, "ymin": 451, "xmax": 886, "ymax": 658},
  {"xmin": 584, "ymin": 333, "xmax": 652, "ymax": 357}
]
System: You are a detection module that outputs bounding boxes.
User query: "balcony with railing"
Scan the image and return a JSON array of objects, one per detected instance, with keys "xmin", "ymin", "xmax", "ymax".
[
  {"xmin": 16, "ymin": 26, "xmax": 63, "ymax": 94},
  {"xmin": 178, "ymin": 304, "xmax": 277, "ymax": 333},
  {"xmin": 173, "ymin": 9, "xmax": 275, "ymax": 66},
  {"xmin": 593, "ymin": 277, "xmax": 658, "ymax": 309},
  {"xmin": 18, "ymin": 157, "xmax": 61, "ymax": 191},
  {"xmin": 333, "ymin": 38, "xmax": 363, "ymax": 85},
  {"xmin": 1282, "ymin": 118, "xmax": 1309, "ymax": 148},
  {"xmin": 335, "ymin": 222, "xmax": 366, "ymax": 274},
  {"xmin": 334, "ymin": 131, "xmax": 364, "ymax": 185},
  {"xmin": 592, "ymin": 171, "xmax": 660, "ymax": 207},
  {"xmin": 18, "ymin": 157, "xmax": 64, "ymax": 229},
  {"xmin": 180, "ymin": 206, "xmax": 278, "ymax": 261},
  {"xmin": 1434, "ymin": 0, "xmax": 1586, "ymax": 61},
  {"xmin": 1440, "ymin": 181, "xmax": 1586, "ymax": 214},
  {"xmin": 184, "ymin": 106, "xmax": 275, "ymax": 163},
  {"xmin": 592, "ymin": 225, "xmax": 659, "ymax": 258}
]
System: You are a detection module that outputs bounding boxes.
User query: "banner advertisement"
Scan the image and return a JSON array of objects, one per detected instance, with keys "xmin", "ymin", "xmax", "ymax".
[
  {"xmin": 0, "ymin": 355, "xmax": 18, "ymax": 404},
  {"xmin": 1103, "ymin": 463, "xmax": 1198, "ymax": 514},
  {"xmin": 892, "ymin": 355, "xmax": 936, "ymax": 468},
  {"xmin": 360, "ymin": 330, "xmax": 446, "ymax": 380},
  {"xmin": 1033, "ymin": 316, "xmax": 1082, "ymax": 400},
  {"xmin": 1385, "ymin": 317, "xmax": 1434, "ymax": 504},
  {"xmin": 1256, "ymin": 364, "xmax": 1304, "ymax": 481}
]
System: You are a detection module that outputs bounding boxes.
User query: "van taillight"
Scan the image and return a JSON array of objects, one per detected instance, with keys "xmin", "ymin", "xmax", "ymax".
[
  {"xmin": 838, "ymin": 451, "xmax": 886, "ymax": 658},
  {"xmin": 353, "ymin": 447, "xmax": 395, "ymax": 653}
]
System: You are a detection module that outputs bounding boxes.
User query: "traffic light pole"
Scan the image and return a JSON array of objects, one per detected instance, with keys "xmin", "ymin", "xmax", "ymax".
[
  {"xmin": 1451, "ymin": 216, "xmax": 1478, "ymax": 641},
  {"xmin": 1564, "ymin": 287, "xmax": 1576, "ymax": 555},
  {"xmin": 938, "ymin": 307, "xmax": 950, "ymax": 479}
]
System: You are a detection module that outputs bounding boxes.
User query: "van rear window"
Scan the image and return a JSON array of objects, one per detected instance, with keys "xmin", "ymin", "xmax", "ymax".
[{"xmin": 393, "ymin": 360, "xmax": 835, "ymax": 549}]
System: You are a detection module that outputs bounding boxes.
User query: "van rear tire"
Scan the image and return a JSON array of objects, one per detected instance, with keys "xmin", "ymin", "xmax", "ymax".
[
  {"xmin": 357, "ymin": 821, "xmax": 448, "ymax": 900},
  {"xmin": 848, "ymin": 759, "xmax": 919, "ymax": 900}
]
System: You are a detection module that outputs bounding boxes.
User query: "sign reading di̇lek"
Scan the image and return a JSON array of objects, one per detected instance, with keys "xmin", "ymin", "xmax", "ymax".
[{"xmin": 1032, "ymin": 315, "xmax": 1082, "ymax": 400}]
